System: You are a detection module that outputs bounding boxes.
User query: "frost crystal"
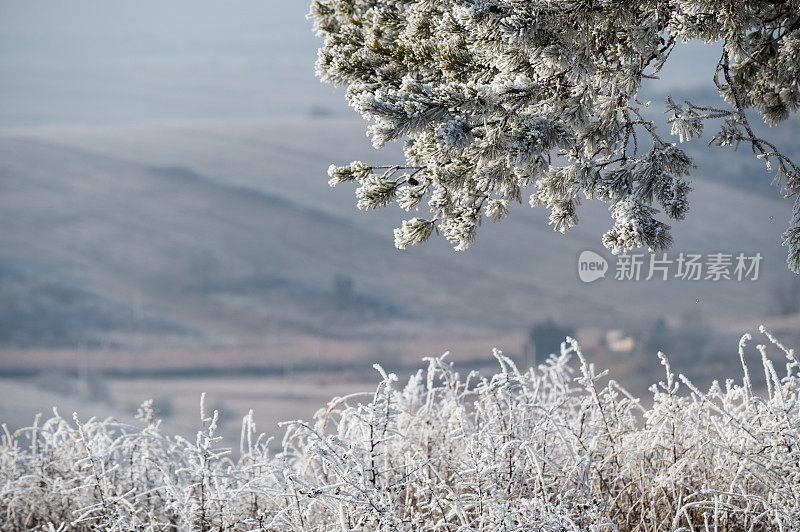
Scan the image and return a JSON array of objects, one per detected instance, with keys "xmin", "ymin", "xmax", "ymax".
[
  {"xmin": 3, "ymin": 331, "xmax": 800, "ymax": 529},
  {"xmin": 311, "ymin": 0, "xmax": 800, "ymax": 272}
]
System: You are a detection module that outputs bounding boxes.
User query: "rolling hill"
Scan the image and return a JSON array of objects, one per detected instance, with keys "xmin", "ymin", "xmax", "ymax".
[{"xmin": 0, "ymin": 116, "xmax": 796, "ymax": 374}]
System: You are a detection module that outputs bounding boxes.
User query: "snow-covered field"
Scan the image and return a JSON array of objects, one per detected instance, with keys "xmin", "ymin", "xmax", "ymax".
[{"xmin": 2, "ymin": 330, "xmax": 798, "ymax": 530}]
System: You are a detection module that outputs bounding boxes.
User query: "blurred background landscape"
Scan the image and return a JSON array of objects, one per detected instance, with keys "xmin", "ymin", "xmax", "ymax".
[{"xmin": 1, "ymin": 0, "xmax": 799, "ymax": 447}]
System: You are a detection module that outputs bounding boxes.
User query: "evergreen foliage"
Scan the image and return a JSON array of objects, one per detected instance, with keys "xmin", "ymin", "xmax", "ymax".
[{"xmin": 310, "ymin": 0, "xmax": 800, "ymax": 272}]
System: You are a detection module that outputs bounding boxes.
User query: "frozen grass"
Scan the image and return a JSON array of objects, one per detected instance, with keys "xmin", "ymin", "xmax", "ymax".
[{"xmin": 1, "ymin": 327, "xmax": 798, "ymax": 530}]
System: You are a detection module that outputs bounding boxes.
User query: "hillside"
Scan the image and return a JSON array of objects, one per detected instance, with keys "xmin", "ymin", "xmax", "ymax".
[
  {"xmin": 0, "ymin": 131, "xmax": 581, "ymax": 371},
  {"xmin": 0, "ymin": 117, "xmax": 797, "ymax": 378}
]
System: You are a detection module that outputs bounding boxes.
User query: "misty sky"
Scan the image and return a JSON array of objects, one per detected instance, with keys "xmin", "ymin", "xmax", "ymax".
[
  {"xmin": 0, "ymin": 1, "xmax": 345, "ymax": 126},
  {"xmin": 0, "ymin": 1, "xmax": 722, "ymax": 128}
]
